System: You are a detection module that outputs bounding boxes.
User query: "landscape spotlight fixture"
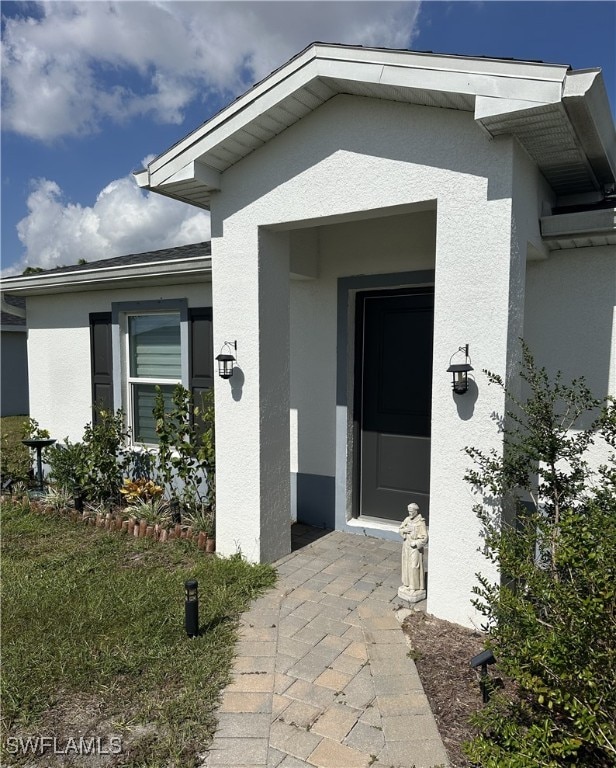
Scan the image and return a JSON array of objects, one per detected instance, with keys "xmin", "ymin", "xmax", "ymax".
[
  {"xmin": 470, "ymin": 649, "xmax": 496, "ymax": 703},
  {"xmin": 447, "ymin": 344, "xmax": 473, "ymax": 395}
]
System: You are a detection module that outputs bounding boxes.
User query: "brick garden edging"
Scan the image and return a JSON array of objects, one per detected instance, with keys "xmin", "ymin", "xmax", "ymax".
[{"xmin": 5, "ymin": 496, "xmax": 216, "ymax": 553}]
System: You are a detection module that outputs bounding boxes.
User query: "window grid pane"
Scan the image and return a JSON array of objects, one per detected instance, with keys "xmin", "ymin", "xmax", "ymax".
[
  {"xmin": 132, "ymin": 383, "xmax": 175, "ymax": 444},
  {"xmin": 129, "ymin": 314, "xmax": 181, "ymax": 379}
]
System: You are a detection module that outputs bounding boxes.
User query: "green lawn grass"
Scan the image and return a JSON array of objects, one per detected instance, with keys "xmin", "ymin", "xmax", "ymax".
[{"xmin": 1, "ymin": 499, "xmax": 276, "ymax": 766}]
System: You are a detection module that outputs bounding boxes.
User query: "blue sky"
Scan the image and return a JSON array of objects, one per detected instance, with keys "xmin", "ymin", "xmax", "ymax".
[{"xmin": 2, "ymin": 1, "xmax": 615, "ymax": 274}]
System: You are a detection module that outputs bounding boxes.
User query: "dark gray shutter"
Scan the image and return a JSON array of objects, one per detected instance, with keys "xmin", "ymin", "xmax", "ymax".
[
  {"xmin": 189, "ymin": 308, "xmax": 213, "ymax": 404},
  {"xmin": 89, "ymin": 312, "xmax": 113, "ymax": 423}
]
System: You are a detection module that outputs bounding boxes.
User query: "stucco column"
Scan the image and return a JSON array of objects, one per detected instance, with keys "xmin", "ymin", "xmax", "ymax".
[
  {"xmin": 212, "ymin": 225, "xmax": 291, "ymax": 563},
  {"xmin": 427, "ymin": 183, "xmax": 527, "ymax": 627}
]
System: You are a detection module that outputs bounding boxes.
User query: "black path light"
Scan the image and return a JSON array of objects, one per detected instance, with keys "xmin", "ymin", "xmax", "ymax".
[
  {"xmin": 216, "ymin": 341, "xmax": 237, "ymax": 379},
  {"xmin": 447, "ymin": 344, "xmax": 473, "ymax": 395},
  {"xmin": 170, "ymin": 498, "xmax": 181, "ymax": 525},
  {"xmin": 470, "ymin": 648, "xmax": 497, "ymax": 703},
  {"xmin": 73, "ymin": 486, "xmax": 84, "ymax": 514},
  {"xmin": 184, "ymin": 579, "xmax": 199, "ymax": 638}
]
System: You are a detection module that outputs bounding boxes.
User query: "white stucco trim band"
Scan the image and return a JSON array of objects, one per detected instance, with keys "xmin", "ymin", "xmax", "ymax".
[{"xmin": 541, "ymin": 206, "xmax": 616, "ymax": 249}]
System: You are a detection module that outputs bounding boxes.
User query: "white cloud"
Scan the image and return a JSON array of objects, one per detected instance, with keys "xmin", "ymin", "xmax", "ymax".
[
  {"xmin": 1, "ymin": 1, "xmax": 421, "ymax": 141},
  {"xmin": 9, "ymin": 173, "xmax": 210, "ymax": 273}
]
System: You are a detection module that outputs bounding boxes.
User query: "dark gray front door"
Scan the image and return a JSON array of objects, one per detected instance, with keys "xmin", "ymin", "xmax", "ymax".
[{"xmin": 356, "ymin": 289, "xmax": 434, "ymax": 523}]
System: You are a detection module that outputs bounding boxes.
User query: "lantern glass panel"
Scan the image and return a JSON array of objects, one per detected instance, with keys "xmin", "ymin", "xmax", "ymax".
[{"xmin": 185, "ymin": 580, "xmax": 198, "ymax": 601}]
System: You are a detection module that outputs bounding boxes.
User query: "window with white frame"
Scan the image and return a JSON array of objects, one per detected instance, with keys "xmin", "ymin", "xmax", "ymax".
[
  {"xmin": 102, "ymin": 300, "xmax": 211, "ymax": 445},
  {"xmin": 126, "ymin": 312, "xmax": 181, "ymax": 444}
]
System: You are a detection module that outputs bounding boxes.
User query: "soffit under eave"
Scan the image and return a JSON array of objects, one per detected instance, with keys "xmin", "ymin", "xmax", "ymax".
[
  {"xmin": 152, "ymin": 77, "xmax": 478, "ymax": 202},
  {"xmin": 477, "ymin": 101, "xmax": 601, "ymax": 195},
  {"xmin": 156, "ymin": 97, "xmax": 601, "ymax": 206},
  {"xmin": 151, "ymin": 181, "xmax": 212, "ymax": 210}
]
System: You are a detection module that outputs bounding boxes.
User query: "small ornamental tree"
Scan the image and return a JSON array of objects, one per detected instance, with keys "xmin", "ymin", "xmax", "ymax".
[
  {"xmin": 463, "ymin": 346, "xmax": 616, "ymax": 767},
  {"xmin": 152, "ymin": 385, "xmax": 215, "ymax": 513},
  {"xmin": 80, "ymin": 408, "xmax": 132, "ymax": 508}
]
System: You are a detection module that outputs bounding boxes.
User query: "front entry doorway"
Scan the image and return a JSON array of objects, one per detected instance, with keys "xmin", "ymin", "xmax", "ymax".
[{"xmin": 355, "ymin": 288, "xmax": 434, "ymax": 523}]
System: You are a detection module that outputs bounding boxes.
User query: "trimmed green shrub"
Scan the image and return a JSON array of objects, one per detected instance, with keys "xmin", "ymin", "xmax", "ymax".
[
  {"xmin": 463, "ymin": 347, "xmax": 616, "ymax": 767},
  {"xmin": 46, "ymin": 409, "xmax": 130, "ymax": 508},
  {"xmin": 46, "ymin": 439, "xmax": 88, "ymax": 496}
]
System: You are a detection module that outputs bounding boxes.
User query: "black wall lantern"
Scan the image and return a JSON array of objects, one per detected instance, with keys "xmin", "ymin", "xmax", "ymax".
[
  {"xmin": 216, "ymin": 341, "xmax": 237, "ymax": 379},
  {"xmin": 447, "ymin": 344, "xmax": 473, "ymax": 395},
  {"xmin": 184, "ymin": 579, "xmax": 199, "ymax": 638}
]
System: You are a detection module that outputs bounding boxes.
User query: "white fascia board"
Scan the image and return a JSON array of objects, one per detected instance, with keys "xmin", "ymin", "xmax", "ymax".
[
  {"xmin": 134, "ymin": 168, "xmax": 149, "ymax": 187},
  {"xmin": 312, "ymin": 44, "xmax": 569, "ymax": 84},
  {"xmin": 1, "ymin": 257, "xmax": 212, "ymax": 296},
  {"xmin": 380, "ymin": 64, "xmax": 563, "ymax": 103},
  {"xmin": 541, "ymin": 207, "xmax": 616, "ymax": 238},
  {"xmin": 146, "ymin": 45, "xmax": 320, "ymax": 184},
  {"xmin": 158, "ymin": 160, "xmax": 222, "ymax": 191},
  {"xmin": 475, "ymin": 95, "xmax": 556, "ymax": 121},
  {"xmin": 150, "ymin": 58, "xmax": 323, "ymax": 188},
  {"xmin": 145, "ymin": 43, "xmax": 570, "ymax": 189}
]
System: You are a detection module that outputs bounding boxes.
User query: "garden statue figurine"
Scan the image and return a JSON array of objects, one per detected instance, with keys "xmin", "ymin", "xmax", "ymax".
[{"xmin": 398, "ymin": 502, "xmax": 428, "ymax": 603}]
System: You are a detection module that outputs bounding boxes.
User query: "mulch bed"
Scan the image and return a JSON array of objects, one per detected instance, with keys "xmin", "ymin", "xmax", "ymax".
[{"xmin": 401, "ymin": 611, "xmax": 487, "ymax": 768}]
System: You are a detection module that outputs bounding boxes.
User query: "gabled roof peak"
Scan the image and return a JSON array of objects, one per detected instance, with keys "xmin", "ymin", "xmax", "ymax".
[{"xmin": 136, "ymin": 42, "xmax": 614, "ymax": 207}]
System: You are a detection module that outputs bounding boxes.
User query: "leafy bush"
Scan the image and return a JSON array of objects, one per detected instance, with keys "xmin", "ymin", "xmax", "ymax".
[
  {"xmin": 0, "ymin": 416, "xmax": 31, "ymax": 484},
  {"xmin": 0, "ymin": 417, "xmax": 50, "ymax": 487},
  {"xmin": 120, "ymin": 477, "xmax": 164, "ymax": 505},
  {"xmin": 152, "ymin": 385, "xmax": 215, "ymax": 512},
  {"xmin": 463, "ymin": 347, "xmax": 616, "ymax": 767},
  {"xmin": 182, "ymin": 504, "xmax": 215, "ymax": 536},
  {"xmin": 42, "ymin": 486, "xmax": 73, "ymax": 513},
  {"xmin": 47, "ymin": 409, "xmax": 131, "ymax": 508},
  {"xmin": 123, "ymin": 497, "xmax": 171, "ymax": 525},
  {"xmin": 46, "ymin": 439, "xmax": 88, "ymax": 496},
  {"xmin": 80, "ymin": 409, "xmax": 132, "ymax": 508}
]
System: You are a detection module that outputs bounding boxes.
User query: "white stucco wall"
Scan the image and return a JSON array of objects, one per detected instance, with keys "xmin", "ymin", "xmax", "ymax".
[
  {"xmin": 525, "ymin": 244, "xmax": 616, "ymax": 470},
  {"xmin": 525, "ymin": 246, "xmax": 615, "ymax": 398},
  {"xmin": 208, "ymin": 92, "xmax": 554, "ymax": 625},
  {"xmin": 26, "ymin": 282, "xmax": 212, "ymax": 442}
]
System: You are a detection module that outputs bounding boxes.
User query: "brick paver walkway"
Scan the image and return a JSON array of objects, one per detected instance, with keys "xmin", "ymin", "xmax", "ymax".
[{"xmin": 201, "ymin": 525, "xmax": 450, "ymax": 768}]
